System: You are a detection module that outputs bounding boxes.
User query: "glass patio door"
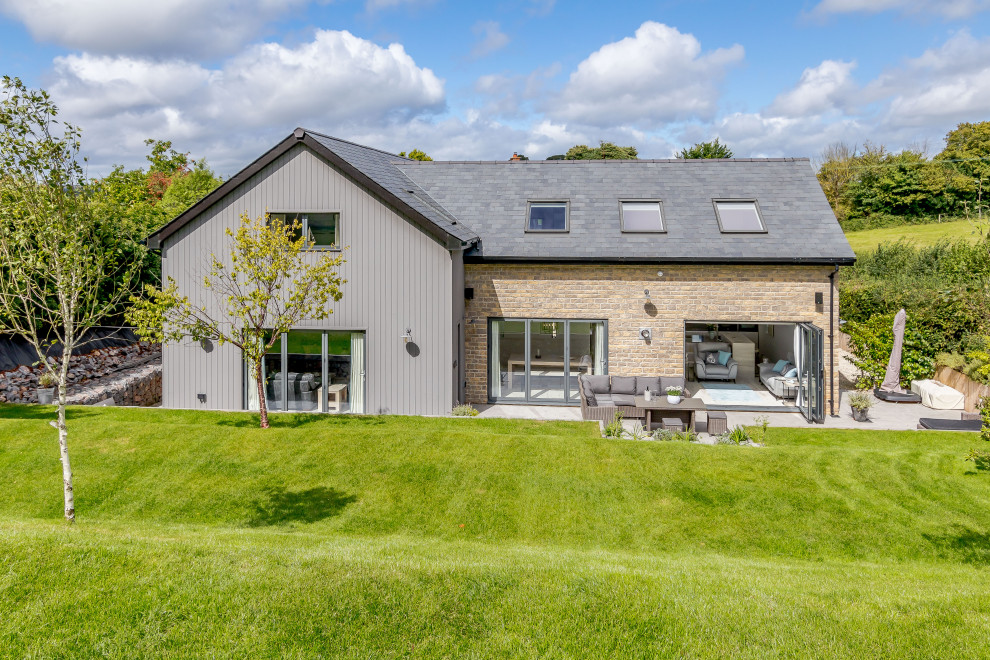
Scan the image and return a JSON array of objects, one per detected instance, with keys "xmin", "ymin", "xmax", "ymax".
[
  {"xmin": 489, "ymin": 318, "xmax": 606, "ymax": 404},
  {"xmin": 796, "ymin": 323, "xmax": 825, "ymax": 423}
]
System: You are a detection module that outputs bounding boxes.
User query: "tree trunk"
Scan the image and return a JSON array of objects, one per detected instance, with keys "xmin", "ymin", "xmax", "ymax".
[
  {"xmin": 57, "ymin": 362, "xmax": 75, "ymax": 523},
  {"xmin": 256, "ymin": 361, "xmax": 270, "ymax": 429}
]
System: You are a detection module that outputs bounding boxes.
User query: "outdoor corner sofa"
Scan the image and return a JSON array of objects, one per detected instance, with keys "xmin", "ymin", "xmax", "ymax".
[
  {"xmin": 693, "ymin": 341, "xmax": 738, "ymax": 382},
  {"xmin": 577, "ymin": 374, "xmax": 686, "ymax": 422}
]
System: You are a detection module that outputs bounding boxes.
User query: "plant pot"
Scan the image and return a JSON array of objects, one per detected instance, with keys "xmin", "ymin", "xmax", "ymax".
[
  {"xmin": 37, "ymin": 388, "xmax": 54, "ymax": 405},
  {"xmin": 851, "ymin": 407, "xmax": 869, "ymax": 422},
  {"xmin": 667, "ymin": 395, "xmax": 681, "ymax": 405}
]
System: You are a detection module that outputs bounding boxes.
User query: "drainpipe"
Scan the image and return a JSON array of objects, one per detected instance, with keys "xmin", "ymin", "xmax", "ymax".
[{"xmin": 827, "ymin": 264, "xmax": 839, "ymax": 417}]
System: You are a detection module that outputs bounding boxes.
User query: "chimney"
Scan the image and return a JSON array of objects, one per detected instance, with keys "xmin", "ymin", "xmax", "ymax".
[{"xmin": 509, "ymin": 152, "xmax": 524, "ymax": 161}]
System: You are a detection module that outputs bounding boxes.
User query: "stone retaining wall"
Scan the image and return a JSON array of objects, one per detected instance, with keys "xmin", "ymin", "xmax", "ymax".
[{"xmin": 67, "ymin": 361, "xmax": 162, "ymax": 407}]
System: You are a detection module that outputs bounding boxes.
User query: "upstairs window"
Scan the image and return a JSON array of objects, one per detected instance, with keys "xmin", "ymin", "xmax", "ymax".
[
  {"xmin": 713, "ymin": 200, "xmax": 765, "ymax": 232},
  {"xmin": 527, "ymin": 202, "xmax": 568, "ymax": 231},
  {"xmin": 271, "ymin": 212, "xmax": 340, "ymax": 248},
  {"xmin": 620, "ymin": 201, "xmax": 664, "ymax": 232}
]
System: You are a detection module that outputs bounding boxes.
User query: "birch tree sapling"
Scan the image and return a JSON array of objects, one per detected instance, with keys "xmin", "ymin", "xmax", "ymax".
[
  {"xmin": 0, "ymin": 77, "xmax": 141, "ymax": 523},
  {"xmin": 126, "ymin": 213, "xmax": 345, "ymax": 428}
]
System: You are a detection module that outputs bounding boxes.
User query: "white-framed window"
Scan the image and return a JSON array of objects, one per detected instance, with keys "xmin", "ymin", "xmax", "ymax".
[
  {"xmin": 527, "ymin": 202, "xmax": 568, "ymax": 232},
  {"xmin": 620, "ymin": 201, "xmax": 664, "ymax": 232},
  {"xmin": 713, "ymin": 200, "xmax": 765, "ymax": 233}
]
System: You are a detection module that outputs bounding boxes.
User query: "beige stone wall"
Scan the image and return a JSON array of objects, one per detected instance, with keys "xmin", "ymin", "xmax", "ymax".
[{"xmin": 464, "ymin": 263, "xmax": 840, "ymax": 411}]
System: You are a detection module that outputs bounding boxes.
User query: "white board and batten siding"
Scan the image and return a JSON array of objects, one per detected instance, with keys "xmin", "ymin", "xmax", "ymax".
[{"xmin": 161, "ymin": 144, "xmax": 454, "ymax": 415}]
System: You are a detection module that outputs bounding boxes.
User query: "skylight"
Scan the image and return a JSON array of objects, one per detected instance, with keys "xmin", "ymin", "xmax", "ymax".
[
  {"xmin": 621, "ymin": 201, "xmax": 664, "ymax": 232},
  {"xmin": 714, "ymin": 200, "xmax": 765, "ymax": 232},
  {"xmin": 528, "ymin": 202, "xmax": 568, "ymax": 231}
]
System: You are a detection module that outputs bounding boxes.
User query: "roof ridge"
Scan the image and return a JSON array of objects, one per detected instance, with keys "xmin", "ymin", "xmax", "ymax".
[
  {"xmin": 401, "ymin": 157, "xmax": 811, "ymax": 164},
  {"xmin": 301, "ymin": 128, "xmax": 412, "ymax": 161}
]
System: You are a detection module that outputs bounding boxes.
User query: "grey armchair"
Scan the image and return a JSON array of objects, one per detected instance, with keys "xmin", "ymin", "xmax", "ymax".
[{"xmin": 694, "ymin": 341, "xmax": 738, "ymax": 381}]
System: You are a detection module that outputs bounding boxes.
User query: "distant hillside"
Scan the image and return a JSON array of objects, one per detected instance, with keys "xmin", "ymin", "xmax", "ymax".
[{"xmin": 843, "ymin": 219, "xmax": 978, "ymax": 254}]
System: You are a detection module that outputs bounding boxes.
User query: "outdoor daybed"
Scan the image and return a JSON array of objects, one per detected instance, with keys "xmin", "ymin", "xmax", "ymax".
[{"xmin": 578, "ymin": 374, "xmax": 686, "ymax": 422}]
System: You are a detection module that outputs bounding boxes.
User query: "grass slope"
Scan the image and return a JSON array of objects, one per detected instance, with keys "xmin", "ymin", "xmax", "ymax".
[
  {"xmin": 845, "ymin": 219, "xmax": 978, "ymax": 253},
  {"xmin": 2, "ymin": 405, "xmax": 989, "ymax": 657}
]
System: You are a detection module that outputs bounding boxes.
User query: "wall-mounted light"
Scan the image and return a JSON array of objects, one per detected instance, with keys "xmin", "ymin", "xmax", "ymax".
[
  {"xmin": 639, "ymin": 328, "xmax": 652, "ymax": 341},
  {"xmin": 657, "ymin": 270, "xmax": 664, "ymax": 278},
  {"xmin": 197, "ymin": 393, "xmax": 207, "ymax": 403},
  {"xmin": 401, "ymin": 328, "xmax": 412, "ymax": 343},
  {"xmin": 644, "ymin": 288, "xmax": 651, "ymax": 303}
]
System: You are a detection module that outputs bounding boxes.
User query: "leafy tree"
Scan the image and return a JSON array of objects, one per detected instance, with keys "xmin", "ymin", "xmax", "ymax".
[
  {"xmin": 398, "ymin": 149, "xmax": 432, "ymax": 161},
  {"xmin": 937, "ymin": 121, "xmax": 990, "ymax": 249},
  {"xmin": 816, "ymin": 142, "xmax": 857, "ymax": 222},
  {"xmin": 545, "ymin": 154, "xmax": 566, "ymax": 160},
  {"xmin": 127, "ymin": 214, "xmax": 346, "ymax": 429},
  {"xmin": 565, "ymin": 141, "xmax": 638, "ymax": 160},
  {"xmin": 0, "ymin": 77, "xmax": 141, "ymax": 522},
  {"xmin": 677, "ymin": 138, "xmax": 733, "ymax": 159}
]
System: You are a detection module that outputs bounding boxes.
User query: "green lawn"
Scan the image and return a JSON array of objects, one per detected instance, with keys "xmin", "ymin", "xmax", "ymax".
[
  {"xmin": 845, "ymin": 219, "xmax": 978, "ymax": 253},
  {"xmin": 1, "ymin": 406, "xmax": 989, "ymax": 657}
]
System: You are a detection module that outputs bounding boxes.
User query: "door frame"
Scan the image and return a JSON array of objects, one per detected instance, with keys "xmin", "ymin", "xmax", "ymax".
[{"xmin": 487, "ymin": 317, "xmax": 608, "ymax": 405}]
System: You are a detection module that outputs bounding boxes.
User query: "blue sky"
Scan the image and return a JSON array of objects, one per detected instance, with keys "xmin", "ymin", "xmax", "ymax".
[{"xmin": 3, "ymin": 0, "xmax": 990, "ymax": 175}]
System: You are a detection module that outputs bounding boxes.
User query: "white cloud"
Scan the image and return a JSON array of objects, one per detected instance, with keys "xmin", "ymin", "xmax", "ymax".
[
  {"xmin": 811, "ymin": 0, "xmax": 990, "ymax": 18},
  {"xmin": 766, "ymin": 60, "xmax": 856, "ymax": 118},
  {"xmin": 470, "ymin": 21, "xmax": 510, "ymax": 59},
  {"xmin": 551, "ymin": 21, "xmax": 743, "ymax": 128},
  {"xmin": 48, "ymin": 30, "xmax": 445, "ymax": 173},
  {"xmin": 0, "ymin": 0, "xmax": 307, "ymax": 57}
]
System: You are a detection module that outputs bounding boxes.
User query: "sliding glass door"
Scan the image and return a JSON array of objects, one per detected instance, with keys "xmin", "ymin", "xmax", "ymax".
[
  {"xmin": 489, "ymin": 318, "xmax": 606, "ymax": 404},
  {"xmin": 246, "ymin": 329, "xmax": 365, "ymax": 414}
]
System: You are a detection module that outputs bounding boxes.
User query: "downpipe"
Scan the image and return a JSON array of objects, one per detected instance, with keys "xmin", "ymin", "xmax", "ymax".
[{"xmin": 828, "ymin": 264, "xmax": 839, "ymax": 417}]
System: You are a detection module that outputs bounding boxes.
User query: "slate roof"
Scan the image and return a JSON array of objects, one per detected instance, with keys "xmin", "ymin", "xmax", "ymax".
[
  {"xmin": 150, "ymin": 129, "xmax": 854, "ymax": 264},
  {"xmin": 396, "ymin": 158, "xmax": 856, "ymax": 264},
  {"xmin": 306, "ymin": 131, "xmax": 478, "ymax": 245}
]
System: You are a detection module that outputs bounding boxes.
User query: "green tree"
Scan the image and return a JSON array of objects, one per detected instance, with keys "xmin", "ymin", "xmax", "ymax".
[
  {"xmin": 126, "ymin": 214, "xmax": 346, "ymax": 429},
  {"xmin": 0, "ymin": 77, "xmax": 141, "ymax": 522},
  {"xmin": 816, "ymin": 142, "xmax": 857, "ymax": 222},
  {"xmin": 398, "ymin": 149, "xmax": 432, "ymax": 161},
  {"xmin": 677, "ymin": 138, "xmax": 733, "ymax": 159},
  {"xmin": 936, "ymin": 121, "xmax": 990, "ymax": 247},
  {"xmin": 565, "ymin": 141, "xmax": 638, "ymax": 160}
]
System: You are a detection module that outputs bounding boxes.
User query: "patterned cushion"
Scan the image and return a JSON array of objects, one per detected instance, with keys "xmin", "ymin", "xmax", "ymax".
[{"xmin": 705, "ymin": 352, "xmax": 718, "ymax": 365}]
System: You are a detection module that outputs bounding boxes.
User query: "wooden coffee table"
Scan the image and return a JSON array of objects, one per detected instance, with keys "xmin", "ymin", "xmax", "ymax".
[{"xmin": 634, "ymin": 396, "xmax": 707, "ymax": 431}]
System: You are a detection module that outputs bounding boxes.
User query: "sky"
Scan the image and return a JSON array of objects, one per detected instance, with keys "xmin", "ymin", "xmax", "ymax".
[{"xmin": 3, "ymin": 0, "xmax": 990, "ymax": 176}]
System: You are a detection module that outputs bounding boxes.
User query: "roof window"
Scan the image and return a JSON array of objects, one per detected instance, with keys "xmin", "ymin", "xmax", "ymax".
[
  {"xmin": 620, "ymin": 201, "xmax": 664, "ymax": 232},
  {"xmin": 527, "ymin": 202, "xmax": 568, "ymax": 232},
  {"xmin": 713, "ymin": 200, "xmax": 765, "ymax": 232}
]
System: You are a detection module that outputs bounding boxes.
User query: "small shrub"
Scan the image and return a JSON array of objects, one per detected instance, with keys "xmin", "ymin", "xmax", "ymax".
[
  {"xmin": 451, "ymin": 404, "xmax": 479, "ymax": 417},
  {"xmin": 935, "ymin": 352, "xmax": 967, "ymax": 371},
  {"xmin": 37, "ymin": 371, "xmax": 57, "ymax": 388},
  {"xmin": 665, "ymin": 385, "xmax": 683, "ymax": 397},
  {"xmin": 848, "ymin": 391, "xmax": 875, "ymax": 411},
  {"xmin": 652, "ymin": 428, "xmax": 697, "ymax": 442},
  {"xmin": 981, "ymin": 396, "xmax": 990, "ymax": 443},
  {"xmin": 965, "ymin": 448, "xmax": 990, "ymax": 471},
  {"xmin": 750, "ymin": 415, "xmax": 770, "ymax": 445},
  {"xmin": 629, "ymin": 424, "xmax": 650, "ymax": 441},
  {"xmin": 603, "ymin": 411, "xmax": 624, "ymax": 438},
  {"xmin": 715, "ymin": 426, "xmax": 751, "ymax": 445}
]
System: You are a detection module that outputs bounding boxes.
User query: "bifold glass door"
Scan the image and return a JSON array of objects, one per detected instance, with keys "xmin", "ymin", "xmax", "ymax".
[
  {"xmin": 246, "ymin": 330, "xmax": 365, "ymax": 414},
  {"xmin": 489, "ymin": 318, "xmax": 606, "ymax": 404},
  {"xmin": 795, "ymin": 323, "xmax": 824, "ymax": 423}
]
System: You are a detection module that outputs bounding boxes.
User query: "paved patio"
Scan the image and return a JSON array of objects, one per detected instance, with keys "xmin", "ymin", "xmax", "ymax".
[{"xmin": 476, "ymin": 390, "xmax": 969, "ymax": 432}]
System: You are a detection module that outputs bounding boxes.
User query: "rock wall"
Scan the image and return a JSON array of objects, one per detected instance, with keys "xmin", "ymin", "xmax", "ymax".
[{"xmin": 67, "ymin": 362, "xmax": 162, "ymax": 407}]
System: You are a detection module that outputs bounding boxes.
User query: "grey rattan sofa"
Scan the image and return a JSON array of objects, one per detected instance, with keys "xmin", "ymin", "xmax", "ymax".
[{"xmin": 578, "ymin": 374, "xmax": 686, "ymax": 422}]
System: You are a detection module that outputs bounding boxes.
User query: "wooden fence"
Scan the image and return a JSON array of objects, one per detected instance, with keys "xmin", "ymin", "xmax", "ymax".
[{"xmin": 934, "ymin": 366, "xmax": 990, "ymax": 412}]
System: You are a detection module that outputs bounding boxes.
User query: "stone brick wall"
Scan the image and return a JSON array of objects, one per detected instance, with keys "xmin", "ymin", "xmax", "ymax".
[
  {"xmin": 67, "ymin": 362, "xmax": 162, "ymax": 407},
  {"xmin": 464, "ymin": 263, "xmax": 840, "ymax": 411}
]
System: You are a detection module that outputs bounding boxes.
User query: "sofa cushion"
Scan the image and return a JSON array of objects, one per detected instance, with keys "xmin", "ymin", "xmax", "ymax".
[
  {"xmin": 635, "ymin": 376, "xmax": 661, "ymax": 395},
  {"xmin": 580, "ymin": 378, "xmax": 598, "ymax": 406},
  {"xmin": 660, "ymin": 376, "xmax": 686, "ymax": 392},
  {"xmin": 696, "ymin": 341, "xmax": 730, "ymax": 354},
  {"xmin": 705, "ymin": 352, "xmax": 718, "ymax": 365},
  {"xmin": 717, "ymin": 350, "xmax": 731, "ymax": 366},
  {"xmin": 705, "ymin": 364, "xmax": 730, "ymax": 376},
  {"xmin": 783, "ymin": 368, "xmax": 798, "ymax": 378},
  {"xmin": 595, "ymin": 394, "xmax": 614, "ymax": 406},
  {"xmin": 585, "ymin": 374, "xmax": 611, "ymax": 394},
  {"xmin": 772, "ymin": 359, "xmax": 788, "ymax": 373},
  {"xmin": 611, "ymin": 376, "xmax": 637, "ymax": 395},
  {"xmin": 612, "ymin": 393, "xmax": 636, "ymax": 407}
]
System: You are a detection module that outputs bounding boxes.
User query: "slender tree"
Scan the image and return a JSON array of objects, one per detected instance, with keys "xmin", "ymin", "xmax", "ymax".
[
  {"xmin": 0, "ymin": 77, "xmax": 140, "ymax": 523},
  {"xmin": 127, "ymin": 214, "xmax": 346, "ymax": 429}
]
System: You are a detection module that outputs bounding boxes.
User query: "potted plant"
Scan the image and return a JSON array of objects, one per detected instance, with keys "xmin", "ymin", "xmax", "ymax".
[
  {"xmin": 848, "ymin": 391, "xmax": 874, "ymax": 422},
  {"xmin": 37, "ymin": 371, "xmax": 57, "ymax": 405},
  {"xmin": 666, "ymin": 385, "xmax": 683, "ymax": 404}
]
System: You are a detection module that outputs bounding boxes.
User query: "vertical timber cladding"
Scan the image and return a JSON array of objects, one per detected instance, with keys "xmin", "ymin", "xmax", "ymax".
[
  {"xmin": 161, "ymin": 143, "xmax": 454, "ymax": 415},
  {"xmin": 463, "ymin": 263, "xmax": 839, "ymax": 407}
]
